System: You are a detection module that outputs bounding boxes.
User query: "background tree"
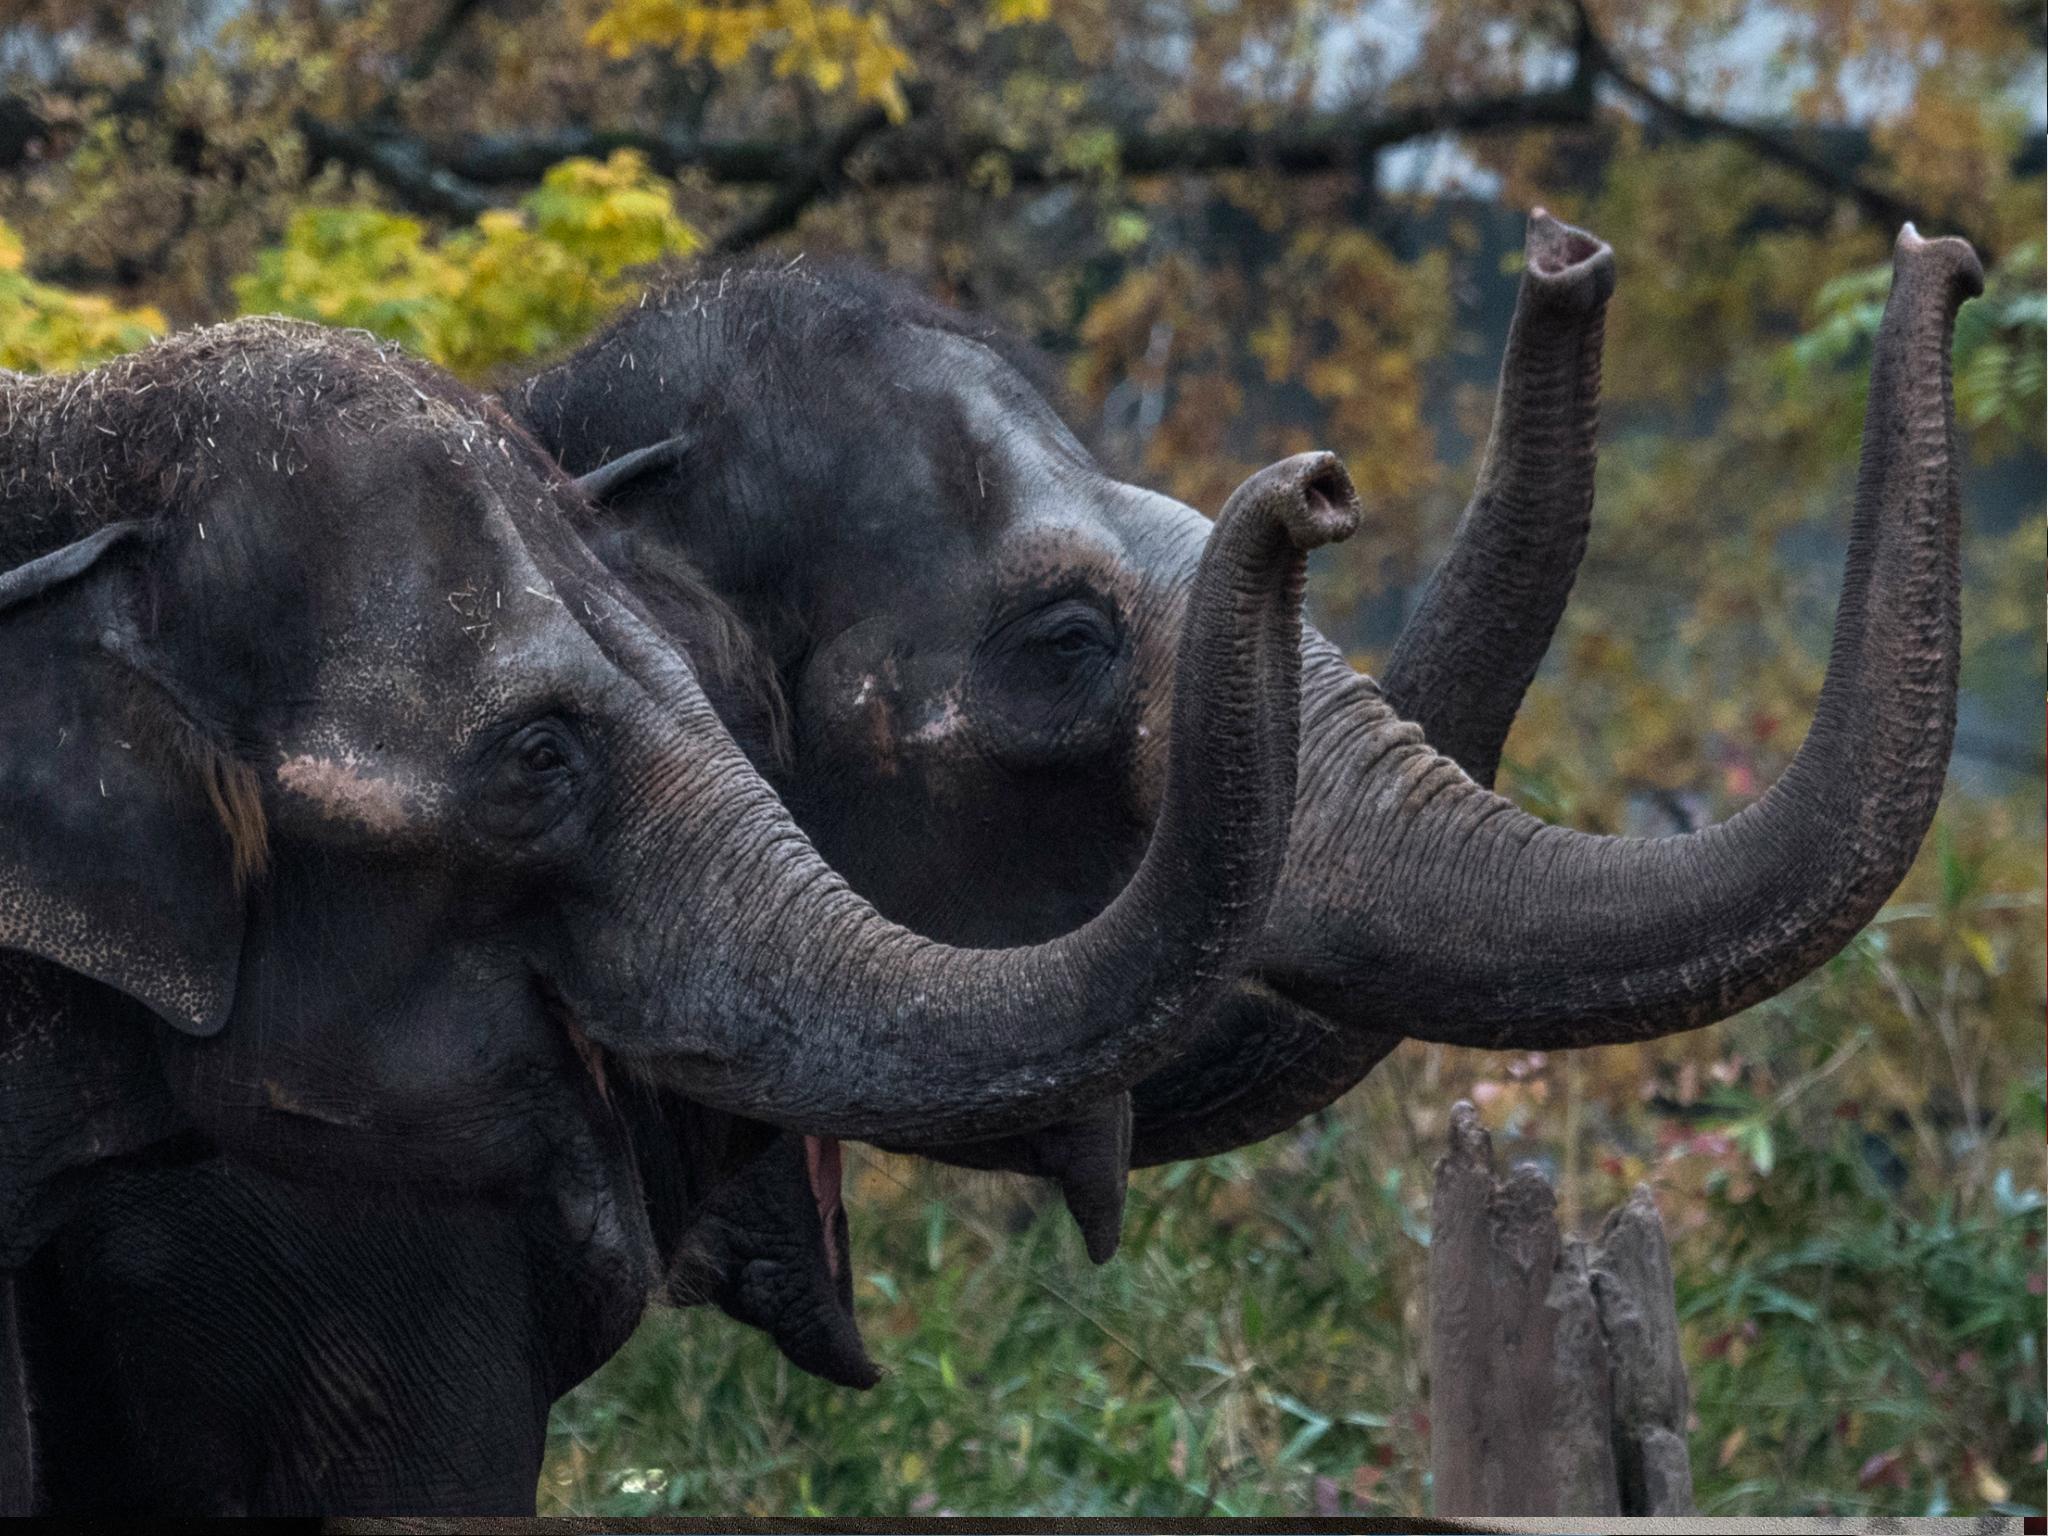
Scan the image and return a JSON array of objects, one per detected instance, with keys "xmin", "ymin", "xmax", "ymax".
[{"xmin": 2, "ymin": 0, "xmax": 2040, "ymax": 1516}]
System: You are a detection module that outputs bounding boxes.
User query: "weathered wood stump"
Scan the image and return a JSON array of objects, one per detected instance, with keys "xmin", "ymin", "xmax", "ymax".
[{"xmin": 1428, "ymin": 1099, "xmax": 1695, "ymax": 1517}]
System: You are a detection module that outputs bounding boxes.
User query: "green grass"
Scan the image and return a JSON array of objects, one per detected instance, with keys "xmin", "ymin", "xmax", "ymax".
[{"xmin": 543, "ymin": 812, "xmax": 2045, "ymax": 1518}]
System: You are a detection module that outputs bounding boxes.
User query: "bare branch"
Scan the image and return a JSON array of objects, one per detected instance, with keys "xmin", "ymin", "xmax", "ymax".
[
  {"xmin": 711, "ymin": 102, "xmax": 898, "ymax": 254},
  {"xmin": 1571, "ymin": 1, "xmax": 1995, "ymax": 254},
  {"xmin": 296, "ymin": 115, "xmax": 495, "ymax": 221}
]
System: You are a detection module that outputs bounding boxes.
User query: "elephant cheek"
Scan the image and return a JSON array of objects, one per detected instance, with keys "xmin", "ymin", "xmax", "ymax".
[{"xmin": 797, "ymin": 625, "xmax": 905, "ymax": 781}]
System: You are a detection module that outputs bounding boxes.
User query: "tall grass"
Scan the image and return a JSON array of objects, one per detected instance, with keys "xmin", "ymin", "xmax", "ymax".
[{"xmin": 542, "ymin": 804, "xmax": 2045, "ymax": 1517}]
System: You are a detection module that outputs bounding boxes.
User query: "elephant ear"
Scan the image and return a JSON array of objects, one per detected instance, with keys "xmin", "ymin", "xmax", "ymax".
[
  {"xmin": 572, "ymin": 433, "xmax": 693, "ymax": 506},
  {"xmin": 0, "ymin": 522, "xmax": 246, "ymax": 1037},
  {"xmin": 1, "ymin": 524, "xmax": 244, "ymax": 1265}
]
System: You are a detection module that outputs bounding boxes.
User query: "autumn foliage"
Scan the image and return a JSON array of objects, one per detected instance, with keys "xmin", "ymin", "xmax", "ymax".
[{"xmin": 0, "ymin": 0, "xmax": 2039, "ymax": 1517}]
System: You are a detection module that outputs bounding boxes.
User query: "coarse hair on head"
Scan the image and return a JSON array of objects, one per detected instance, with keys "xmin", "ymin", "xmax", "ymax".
[
  {"xmin": 0, "ymin": 317, "xmax": 774, "ymax": 883},
  {"xmin": 510, "ymin": 254, "xmax": 1092, "ymax": 461}
]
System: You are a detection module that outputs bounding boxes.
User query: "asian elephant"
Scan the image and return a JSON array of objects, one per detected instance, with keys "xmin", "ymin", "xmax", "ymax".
[
  {"xmin": 0, "ymin": 317, "xmax": 1341, "ymax": 1511},
  {"xmin": 10, "ymin": 217, "xmax": 1639, "ymax": 1498},
  {"xmin": 504, "ymin": 216, "xmax": 1982, "ymax": 1319},
  {"xmin": 10, "ymin": 214, "xmax": 1982, "ymax": 1511}
]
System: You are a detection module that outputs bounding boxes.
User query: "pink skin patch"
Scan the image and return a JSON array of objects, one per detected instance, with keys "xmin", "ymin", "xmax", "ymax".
[
  {"xmin": 276, "ymin": 752, "xmax": 408, "ymax": 833},
  {"xmin": 803, "ymin": 1134, "xmax": 845, "ymax": 1279}
]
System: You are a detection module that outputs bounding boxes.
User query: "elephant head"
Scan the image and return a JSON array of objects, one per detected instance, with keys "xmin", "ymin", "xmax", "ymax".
[
  {"xmin": 0, "ymin": 319, "xmax": 1345, "ymax": 1301},
  {"xmin": 510, "ymin": 220, "xmax": 1980, "ymax": 1265}
]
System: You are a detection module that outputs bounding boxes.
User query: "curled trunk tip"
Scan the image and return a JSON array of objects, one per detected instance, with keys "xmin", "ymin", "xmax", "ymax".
[
  {"xmin": 1525, "ymin": 209, "xmax": 1615, "ymax": 315},
  {"xmin": 1232, "ymin": 451, "xmax": 1362, "ymax": 549},
  {"xmin": 1896, "ymin": 223, "xmax": 1984, "ymax": 298}
]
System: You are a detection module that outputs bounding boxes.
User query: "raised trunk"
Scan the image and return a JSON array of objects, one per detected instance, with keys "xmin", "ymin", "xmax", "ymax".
[
  {"xmin": 1129, "ymin": 212, "xmax": 1615, "ymax": 1164},
  {"xmin": 1381, "ymin": 209, "xmax": 1610, "ymax": 787},
  {"xmin": 1260, "ymin": 226, "xmax": 1979, "ymax": 1051},
  {"xmin": 570, "ymin": 455, "xmax": 1357, "ymax": 1143}
]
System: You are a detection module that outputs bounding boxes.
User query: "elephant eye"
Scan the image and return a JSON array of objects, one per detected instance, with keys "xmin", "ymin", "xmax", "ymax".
[
  {"xmin": 470, "ymin": 717, "xmax": 587, "ymax": 847},
  {"xmin": 1044, "ymin": 619, "xmax": 1103, "ymax": 656},
  {"xmin": 1017, "ymin": 599, "xmax": 1117, "ymax": 663},
  {"xmin": 502, "ymin": 719, "xmax": 580, "ymax": 782},
  {"xmin": 520, "ymin": 736, "xmax": 566, "ymax": 775}
]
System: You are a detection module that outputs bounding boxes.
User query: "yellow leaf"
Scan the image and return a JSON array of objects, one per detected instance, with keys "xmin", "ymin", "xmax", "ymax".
[{"xmin": 1962, "ymin": 929, "xmax": 1998, "ymax": 974}]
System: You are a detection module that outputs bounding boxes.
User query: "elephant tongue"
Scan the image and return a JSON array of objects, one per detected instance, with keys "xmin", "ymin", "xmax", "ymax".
[{"xmin": 802, "ymin": 1134, "xmax": 845, "ymax": 1280}]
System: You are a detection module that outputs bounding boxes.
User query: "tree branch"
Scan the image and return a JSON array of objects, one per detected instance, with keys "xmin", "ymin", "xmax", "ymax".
[
  {"xmin": 430, "ymin": 126, "xmax": 798, "ymax": 185},
  {"xmin": 710, "ymin": 101, "xmax": 898, "ymax": 253},
  {"xmin": 1571, "ymin": 1, "xmax": 1995, "ymax": 255},
  {"xmin": 365, "ymin": 0, "xmax": 497, "ymax": 124},
  {"xmin": 400, "ymin": 0, "xmax": 494, "ymax": 89},
  {"xmin": 424, "ymin": 84, "xmax": 1595, "ymax": 196},
  {"xmin": 296, "ymin": 115, "xmax": 495, "ymax": 221}
]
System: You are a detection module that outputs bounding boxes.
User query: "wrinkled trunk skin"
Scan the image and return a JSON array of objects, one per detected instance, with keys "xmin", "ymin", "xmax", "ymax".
[
  {"xmin": 1129, "ymin": 225, "xmax": 1978, "ymax": 1164},
  {"xmin": 565, "ymin": 454, "xmax": 1355, "ymax": 1144},
  {"xmin": 1129, "ymin": 212, "xmax": 1615, "ymax": 1164},
  {"xmin": 1381, "ymin": 210, "xmax": 1610, "ymax": 787}
]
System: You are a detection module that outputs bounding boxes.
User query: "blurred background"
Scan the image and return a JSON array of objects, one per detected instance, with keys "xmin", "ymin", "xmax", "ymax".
[{"xmin": 1, "ymin": 0, "xmax": 2041, "ymax": 1518}]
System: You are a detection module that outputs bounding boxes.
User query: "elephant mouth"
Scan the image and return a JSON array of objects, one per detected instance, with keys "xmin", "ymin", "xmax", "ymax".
[
  {"xmin": 654, "ymin": 1110, "xmax": 878, "ymax": 1389},
  {"xmin": 775, "ymin": 1131, "xmax": 872, "ymax": 1386},
  {"xmin": 802, "ymin": 1134, "xmax": 846, "ymax": 1281}
]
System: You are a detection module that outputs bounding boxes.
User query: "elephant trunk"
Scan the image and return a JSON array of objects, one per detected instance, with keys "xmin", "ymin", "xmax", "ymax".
[
  {"xmin": 1130, "ymin": 224, "xmax": 1977, "ymax": 1161},
  {"xmin": 1381, "ymin": 209, "xmax": 1612, "ymax": 787},
  {"xmin": 1265, "ymin": 225, "xmax": 1980, "ymax": 1051},
  {"xmin": 1129, "ymin": 211, "xmax": 1616, "ymax": 1164},
  {"xmin": 573, "ymin": 454, "xmax": 1358, "ymax": 1143}
]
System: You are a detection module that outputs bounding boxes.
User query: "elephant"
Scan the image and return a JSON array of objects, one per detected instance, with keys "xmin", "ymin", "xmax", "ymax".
[
  {"xmin": 0, "ymin": 316, "xmax": 1340, "ymax": 1511},
  {"xmin": 8, "ymin": 219, "xmax": 1631, "ymax": 1510},
  {"xmin": 11, "ymin": 214, "xmax": 1983, "ymax": 1511},
  {"xmin": 15, "ymin": 1084, "xmax": 866, "ymax": 1512},
  {"xmin": 504, "ymin": 216, "xmax": 1982, "ymax": 1329}
]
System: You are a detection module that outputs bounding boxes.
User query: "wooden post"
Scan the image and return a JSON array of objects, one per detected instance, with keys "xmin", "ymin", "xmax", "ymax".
[{"xmin": 1428, "ymin": 1100, "xmax": 1695, "ymax": 1518}]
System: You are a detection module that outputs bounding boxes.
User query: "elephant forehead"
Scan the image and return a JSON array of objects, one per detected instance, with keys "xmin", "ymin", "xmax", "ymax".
[
  {"xmin": 276, "ymin": 505, "xmax": 606, "ymax": 824},
  {"xmin": 888, "ymin": 333, "xmax": 1109, "ymax": 519},
  {"xmin": 996, "ymin": 523, "xmax": 1142, "ymax": 607}
]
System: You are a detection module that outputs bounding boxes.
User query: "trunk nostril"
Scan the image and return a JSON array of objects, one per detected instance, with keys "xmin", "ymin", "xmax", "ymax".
[
  {"xmin": 1290, "ymin": 455, "xmax": 1362, "ymax": 547},
  {"xmin": 1524, "ymin": 209, "xmax": 1616, "ymax": 311}
]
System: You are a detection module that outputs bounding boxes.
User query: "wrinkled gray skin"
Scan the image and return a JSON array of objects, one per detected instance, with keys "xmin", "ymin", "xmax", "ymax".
[
  {"xmin": 0, "ymin": 321, "xmax": 1342, "ymax": 1510},
  {"xmin": 512, "ymin": 219, "xmax": 1980, "ymax": 1238},
  {"xmin": 13, "ymin": 218, "xmax": 1627, "ymax": 1493},
  {"xmin": 5, "ymin": 217, "xmax": 1981, "ymax": 1510}
]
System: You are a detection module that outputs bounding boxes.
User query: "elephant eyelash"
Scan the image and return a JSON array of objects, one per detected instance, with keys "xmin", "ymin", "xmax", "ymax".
[
  {"xmin": 166, "ymin": 710, "xmax": 269, "ymax": 895},
  {"xmin": 112, "ymin": 640, "xmax": 272, "ymax": 896}
]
